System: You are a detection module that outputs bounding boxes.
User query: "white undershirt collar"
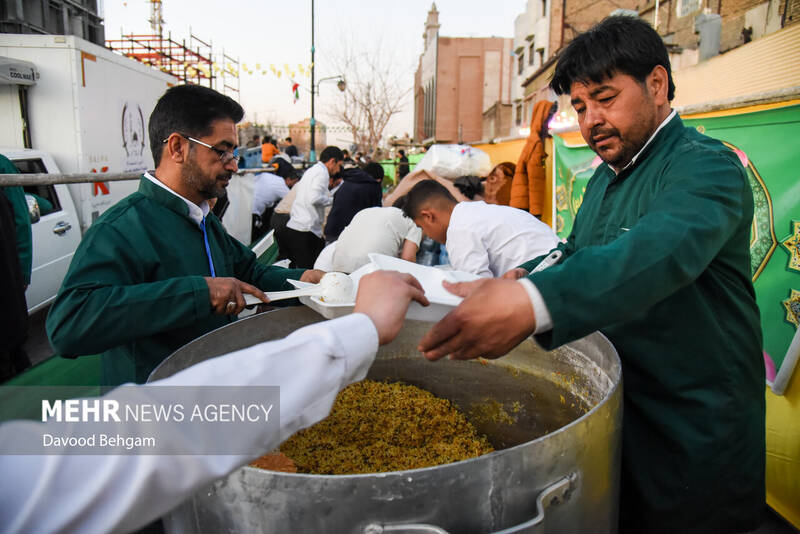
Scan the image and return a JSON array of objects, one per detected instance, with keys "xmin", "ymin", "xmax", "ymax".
[{"xmin": 144, "ymin": 172, "xmax": 210, "ymax": 227}]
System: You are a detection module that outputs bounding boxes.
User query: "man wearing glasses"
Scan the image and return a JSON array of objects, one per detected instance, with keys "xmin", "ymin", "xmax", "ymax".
[{"xmin": 46, "ymin": 85, "xmax": 323, "ymax": 386}]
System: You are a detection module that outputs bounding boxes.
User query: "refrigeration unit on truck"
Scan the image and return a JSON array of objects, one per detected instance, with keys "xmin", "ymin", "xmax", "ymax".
[{"xmin": 0, "ymin": 34, "xmax": 177, "ymax": 313}]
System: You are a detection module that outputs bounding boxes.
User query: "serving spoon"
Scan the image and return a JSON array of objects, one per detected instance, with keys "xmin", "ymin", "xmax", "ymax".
[{"xmin": 244, "ymin": 272, "xmax": 355, "ymax": 307}]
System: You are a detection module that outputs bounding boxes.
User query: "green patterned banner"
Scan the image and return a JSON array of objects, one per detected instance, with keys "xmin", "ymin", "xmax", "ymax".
[
  {"xmin": 552, "ymin": 135, "xmax": 596, "ymax": 238},
  {"xmin": 553, "ymin": 103, "xmax": 800, "ymax": 390}
]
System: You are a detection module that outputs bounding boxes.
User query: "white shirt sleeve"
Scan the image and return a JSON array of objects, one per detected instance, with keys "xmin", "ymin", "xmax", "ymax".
[
  {"xmin": 0, "ymin": 313, "xmax": 378, "ymax": 534},
  {"xmin": 252, "ymin": 173, "xmax": 271, "ymax": 215},
  {"xmin": 403, "ymin": 220, "xmax": 423, "ymax": 246},
  {"xmin": 518, "ymin": 278, "xmax": 553, "ymax": 334},
  {"xmin": 446, "ymin": 227, "xmax": 494, "ymax": 278},
  {"xmin": 309, "ymin": 165, "xmax": 333, "ymax": 208}
]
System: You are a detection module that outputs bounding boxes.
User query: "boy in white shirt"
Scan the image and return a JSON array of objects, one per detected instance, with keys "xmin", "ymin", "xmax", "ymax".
[{"xmin": 402, "ymin": 180, "xmax": 559, "ymax": 277}]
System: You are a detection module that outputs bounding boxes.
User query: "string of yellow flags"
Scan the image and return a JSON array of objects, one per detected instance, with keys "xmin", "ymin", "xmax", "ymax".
[{"xmin": 181, "ymin": 61, "xmax": 314, "ymax": 79}]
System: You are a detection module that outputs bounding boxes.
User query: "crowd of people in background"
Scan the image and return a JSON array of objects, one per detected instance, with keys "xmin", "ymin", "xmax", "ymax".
[
  {"xmin": 1, "ymin": 99, "xmax": 548, "ymax": 383},
  {"xmin": 241, "ymin": 131, "xmax": 545, "ymax": 277}
]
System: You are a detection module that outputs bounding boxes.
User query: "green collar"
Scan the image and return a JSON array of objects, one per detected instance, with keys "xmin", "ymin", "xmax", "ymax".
[
  {"xmin": 606, "ymin": 113, "xmax": 684, "ymax": 182},
  {"xmin": 138, "ymin": 174, "xmax": 192, "ymax": 219}
]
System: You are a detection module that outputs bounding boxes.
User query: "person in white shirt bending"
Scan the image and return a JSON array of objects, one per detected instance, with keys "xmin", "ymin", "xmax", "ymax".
[
  {"xmin": 401, "ymin": 180, "xmax": 560, "ymax": 278},
  {"xmin": 252, "ymin": 172, "xmax": 299, "ymax": 242},
  {"xmin": 282, "ymin": 146, "xmax": 344, "ymax": 267},
  {"xmin": 320, "ymin": 205, "xmax": 422, "ymax": 273}
]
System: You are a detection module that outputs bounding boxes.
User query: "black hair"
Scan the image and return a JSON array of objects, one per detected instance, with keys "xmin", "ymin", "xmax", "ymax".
[
  {"xmin": 272, "ymin": 158, "xmax": 299, "ymax": 181},
  {"xmin": 364, "ymin": 162, "xmax": 384, "ymax": 182},
  {"xmin": 401, "ymin": 180, "xmax": 456, "ymax": 220},
  {"xmin": 285, "ymin": 137, "xmax": 292, "ymax": 142},
  {"xmin": 319, "ymin": 146, "xmax": 344, "ymax": 163},
  {"xmin": 392, "ymin": 195, "xmax": 408, "ymax": 211},
  {"xmin": 550, "ymin": 16, "xmax": 675, "ymax": 101},
  {"xmin": 148, "ymin": 84, "xmax": 244, "ymax": 166}
]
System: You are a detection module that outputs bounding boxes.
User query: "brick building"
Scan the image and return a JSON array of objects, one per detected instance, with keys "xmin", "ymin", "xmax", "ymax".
[
  {"xmin": 287, "ymin": 118, "xmax": 327, "ymax": 159},
  {"xmin": 413, "ymin": 3, "xmax": 513, "ymax": 144},
  {"xmin": 643, "ymin": 0, "xmax": 797, "ymax": 56},
  {"xmin": 512, "ymin": 0, "xmax": 800, "ymax": 133},
  {"xmin": 482, "ymin": 101, "xmax": 514, "ymax": 141}
]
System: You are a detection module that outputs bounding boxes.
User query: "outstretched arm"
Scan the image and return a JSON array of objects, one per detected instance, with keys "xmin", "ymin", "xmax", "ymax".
[{"xmin": 4, "ymin": 271, "xmax": 427, "ymax": 534}]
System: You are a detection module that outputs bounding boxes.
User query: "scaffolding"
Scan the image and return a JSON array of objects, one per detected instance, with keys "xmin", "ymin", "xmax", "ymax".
[
  {"xmin": 219, "ymin": 49, "xmax": 241, "ymax": 99},
  {"xmin": 149, "ymin": 0, "xmax": 164, "ymax": 36},
  {"xmin": 105, "ymin": 31, "xmax": 240, "ymax": 100}
]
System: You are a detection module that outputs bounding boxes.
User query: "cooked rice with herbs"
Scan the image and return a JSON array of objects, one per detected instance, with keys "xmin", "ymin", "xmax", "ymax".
[{"xmin": 268, "ymin": 380, "xmax": 493, "ymax": 475}]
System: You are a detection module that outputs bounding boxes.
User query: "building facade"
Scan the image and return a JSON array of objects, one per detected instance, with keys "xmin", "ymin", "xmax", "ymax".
[
  {"xmin": 645, "ymin": 0, "xmax": 797, "ymax": 57},
  {"xmin": 287, "ymin": 118, "xmax": 327, "ymax": 159},
  {"xmin": 0, "ymin": 0, "xmax": 104, "ymax": 46},
  {"xmin": 413, "ymin": 3, "xmax": 513, "ymax": 144},
  {"xmin": 511, "ymin": 0, "xmax": 554, "ymax": 136},
  {"xmin": 511, "ymin": 0, "xmax": 800, "ymax": 133}
]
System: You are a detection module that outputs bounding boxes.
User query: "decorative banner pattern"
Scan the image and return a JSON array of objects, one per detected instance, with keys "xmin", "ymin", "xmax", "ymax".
[
  {"xmin": 783, "ymin": 289, "xmax": 800, "ymax": 327},
  {"xmin": 720, "ymin": 142, "xmax": 777, "ymax": 281},
  {"xmin": 686, "ymin": 108, "xmax": 799, "ymax": 390},
  {"xmin": 717, "ymin": 143, "xmax": 777, "ymax": 281},
  {"xmin": 780, "ymin": 220, "xmax": 800, "ymax": 272},
  {"xmin": 552, "ymin": 134, "xmax": 596, "ymax": 238}
]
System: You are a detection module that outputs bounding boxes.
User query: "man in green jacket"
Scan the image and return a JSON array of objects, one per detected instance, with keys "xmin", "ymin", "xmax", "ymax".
[
  {"xmin": 418, "ymin": 16, "xmax": 764, "ymax": 534},
  {"xmin": 47, "ymin": 85, "xmax": 322, "ymax": 386},
  {"xmin": 1, "ymin": 153, "xmax": 33, "ymax": 380},
  {"xmin": 0, "ymin": 155, "xmax": 33, "ymax": 288}
]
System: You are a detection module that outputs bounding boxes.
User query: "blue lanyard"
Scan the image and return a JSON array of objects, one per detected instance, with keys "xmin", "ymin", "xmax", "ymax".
[{"xmin": 200, "ymin": 216, "xmax": 216, "ymax": 277}]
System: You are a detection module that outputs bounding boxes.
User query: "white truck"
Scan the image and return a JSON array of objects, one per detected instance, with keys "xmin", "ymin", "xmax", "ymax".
[
  {"xmin": 1, "ymin": 35, "xmax": 260, "ymax": 315},
  {"xmin": 0, "ymin": 34, "xmax": 176, "ymax": 313}
]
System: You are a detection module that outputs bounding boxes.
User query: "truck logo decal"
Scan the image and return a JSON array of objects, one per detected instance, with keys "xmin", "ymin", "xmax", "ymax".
[
  {"xmin": 91, "ymin": 167, "xmax": 110, "ymax": 196},
  {"xmin": 122, "ymin": 102, "xmax": 147, "ymax": 172},
  {"xmin": 92, "ymin": 182, "xmax": 110, "ymax": 196}
]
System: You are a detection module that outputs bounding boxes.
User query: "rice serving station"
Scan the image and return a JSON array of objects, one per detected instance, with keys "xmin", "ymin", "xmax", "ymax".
[{"xmin": 149, "ymin": 307, "xmax": 622, "ymax": 533}]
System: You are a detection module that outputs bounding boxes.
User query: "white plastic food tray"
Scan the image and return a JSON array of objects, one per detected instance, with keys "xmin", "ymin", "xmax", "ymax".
[{"xmin": 288, "ymin": 254, "xmax": 480, "ymax": 322}]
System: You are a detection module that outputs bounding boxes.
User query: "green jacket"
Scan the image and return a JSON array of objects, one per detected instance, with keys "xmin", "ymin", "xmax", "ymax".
[
  {"xmin": 522, "ymin": 114, "xmax": 765, "ymax": 533},
  {"xmin": 46, "ymin": 177, "xmax": 306, "ymax": 386},
  {"xmin": 0, "ymin": 155, "xmax": 33, "ymax": 285}
]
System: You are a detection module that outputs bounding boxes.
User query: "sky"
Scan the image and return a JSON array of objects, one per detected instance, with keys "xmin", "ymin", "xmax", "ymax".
[{"xmin": 102, "ymin": 0, "xmax": 526, "ymax": 145}]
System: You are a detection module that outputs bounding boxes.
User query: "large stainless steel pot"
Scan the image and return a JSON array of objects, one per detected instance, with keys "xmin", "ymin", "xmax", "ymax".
[{"xmin": 149, "ymin": 307, "xmax": 622, "ymax": 534}]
